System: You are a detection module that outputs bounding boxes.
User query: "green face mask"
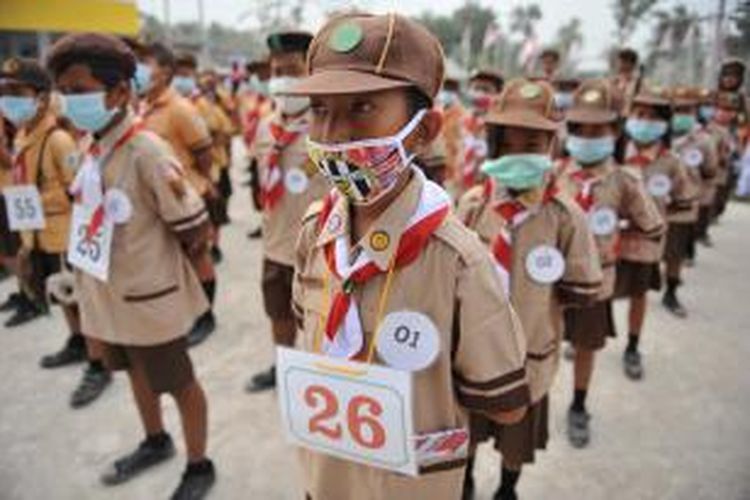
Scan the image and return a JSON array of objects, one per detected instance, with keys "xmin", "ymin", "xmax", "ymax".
[
  {"xmin": 672, "ymin": 113, "xmax": 696, "ymax": 134},
  {"xmin": 480, "ymin": 154, "xmax": 553, "ymax": 190}
]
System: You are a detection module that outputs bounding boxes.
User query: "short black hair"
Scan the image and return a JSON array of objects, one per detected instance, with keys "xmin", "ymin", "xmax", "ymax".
[
  {"xmin": 406, "ymin": 86, "xmax": 433, "ymax": 116},
  {"xmin": 47, "ymin": 33, "xmax": 136, "ymax": 88},
  {"xmin": 618, "ymin": 48, "xmax": 639, "ymax": 65},
  {"xmin": 147, "ymin": 42, "xmax": 176, "ymax": 71}
]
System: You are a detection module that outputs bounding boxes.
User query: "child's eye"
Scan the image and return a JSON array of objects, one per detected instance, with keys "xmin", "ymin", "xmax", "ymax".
[{"xmin": 351, "ymin": 101, "xmax": 374, "ymax": 115}]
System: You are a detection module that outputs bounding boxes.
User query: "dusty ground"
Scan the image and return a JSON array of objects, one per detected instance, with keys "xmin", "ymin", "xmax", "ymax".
[{"xmin": 0, "ymin": 141, "xmax": 749, "ymax": 500}]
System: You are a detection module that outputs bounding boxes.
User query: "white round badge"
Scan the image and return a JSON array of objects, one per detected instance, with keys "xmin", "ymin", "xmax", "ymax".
[
  {"xmin": 681, "ymin": 148, "xmax": 703, "ymax": 169},
  {"xmin": 284, "ymin": 168, "xmax": 309, "ymax": 194},
  {"xmin": 647, "ymin": 174, "xmax": 672, "ymax": 197},
  {"xmin": 376, "ymin": 311, "xmax": 440, "ymax": 372},
  {"xmin": 525, "ymin": 245, "xmax": 566, "ymax": 284},
  {"xmin": 589, "ymin": 207, "xmax": 618, "ymax": 236},
  {"xmin": 104, "ymin": 189, "xmax": 133, "ymax": 224}
]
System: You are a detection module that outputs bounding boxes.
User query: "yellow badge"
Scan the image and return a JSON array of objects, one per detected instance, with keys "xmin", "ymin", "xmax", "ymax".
[
  {"xmin": 370, "ymin": 231, "xmax": 390, "ymax": 252},
  {"xmin": 583, "ymin": 90, "xmax": 601, "ymax": 103},
  {"xmin": 520, "ymin": 83, "xmax": 541, "ymax": 100},
  {"xmin": 2, "ymin": 58, "xmax": 19, "ymax": 74}
]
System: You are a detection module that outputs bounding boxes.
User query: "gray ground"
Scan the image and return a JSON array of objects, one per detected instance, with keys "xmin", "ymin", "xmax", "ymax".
[{"xmin": 0, "ymin": 142, "xmax": 749, "ymax": 500}]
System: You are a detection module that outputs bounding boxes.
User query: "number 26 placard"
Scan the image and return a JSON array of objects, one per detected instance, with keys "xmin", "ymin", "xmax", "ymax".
[{"xmin": 276, "ymin": 347, "xmax": 417, "ymax": 476}]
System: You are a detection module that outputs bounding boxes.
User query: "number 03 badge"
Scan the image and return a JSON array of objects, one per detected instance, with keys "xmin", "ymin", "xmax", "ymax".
[{"xmin": 376, "ymin": 311, "xmax": 440, "ymax": 372}]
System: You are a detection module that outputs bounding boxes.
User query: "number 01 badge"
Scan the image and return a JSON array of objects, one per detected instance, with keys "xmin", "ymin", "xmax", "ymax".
[{"xmin": 376, "ymin": 311, "xmax": 440, "ymax": 372}]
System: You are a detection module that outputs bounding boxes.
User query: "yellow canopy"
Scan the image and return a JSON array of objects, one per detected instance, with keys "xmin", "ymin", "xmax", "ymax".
[{"xmin": 0, "ymin": 0, "xmax": 140, "ymax": 35}]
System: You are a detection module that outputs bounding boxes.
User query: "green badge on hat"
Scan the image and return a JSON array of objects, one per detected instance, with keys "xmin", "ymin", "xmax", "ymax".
[
  {"xmin": 520, "ymin": 83, "xmax": 541, "ymax": 100},
  {"xmin": 328, "ymin": 21, "xmax": 363, "ymax": 53}
]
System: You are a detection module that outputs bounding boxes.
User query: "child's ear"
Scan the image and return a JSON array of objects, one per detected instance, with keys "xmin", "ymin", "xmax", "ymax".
[{"xmin": 414, "ymin": 108, "xmax": 443, "ymax": 147}]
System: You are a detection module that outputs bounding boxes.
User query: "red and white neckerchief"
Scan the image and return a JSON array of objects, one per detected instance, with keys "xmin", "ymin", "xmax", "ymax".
[
  {"xmin": 11, "ymin": 145, "xmax": 31, "ymax": 185},
  {"xmin": 70, "ymin": 123, "xmax": 141, "ymax": 241},
  {"xmin": 261, "ymin": 117, "xmax": 308, "ymax": 211},
  {"xmin": 317, "ymin": 177, "xmax": 451, "ymax": 359},
  {"xmin": 486, "ymin": 179, "xmax": 558, "ymax": 294},
  {"xmin": 242, "ymin": 95, "xmax": 267, "ymax": 148},
  {"xmin": 570, "ymin": 168, "xmax": 602, "ymax": 213},
  {"xmin": 461, "ymin": 114, "xmax": 487, "ymax": 188},
  {"xmin": 625, "ymin": 143, "xmax": 666, "ymax": 168}
]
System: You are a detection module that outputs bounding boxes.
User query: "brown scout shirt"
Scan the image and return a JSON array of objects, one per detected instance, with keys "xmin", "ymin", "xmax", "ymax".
[
  {"xmin": 619, "ymin": 146, "xmax": 696, "ymax": 262},
  {"xmin": 141, "ymin": 87, "xmax": 213, "ymax": 196},
  {"xmin": 705, "ymin": 122, "xmax": 734, "ymax": 187},
  {"xmin": 13, "ymin": 111, "xmax": 77, "ymax": 253},
  {"xmin": 558, "ymin": 159, "xmax": 664, "ymax": 298},
  {"xmin": 672, "ymin": 132, "xmax": 718, "ymax": 219},
  {"xmin": 76, "ymin": 114, "xmax": 209, "ymax": 346},
  {"xmin": 292, "ymin": 172, "xmax": 529, "ymax": 500},
  {"xmin": 193, "ymin": 94, "xmax": 233, "ymax": 181},
  {"xmin": 255, "ymin": 111, "xmax": 328, "ymax": 267},
  {"xmin": 456, "ymin": 181, "xmax": 602, "ymax": 402}
]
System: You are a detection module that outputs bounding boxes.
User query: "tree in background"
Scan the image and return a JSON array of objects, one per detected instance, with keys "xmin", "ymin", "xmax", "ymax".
[
  {"xmin": 727, "ymin": 0, "xmax": 750, "ymax": 61},
  {"xmin": 553, "ymin": 17, "xmax": 584, "ymax": 74},
  {"xmin": 613, "ymin": 0, "xmax": 661, "ymax": 46},
  {"xmin": 645, "ymin": 4, "xmax": 706, "ymax": 86}
]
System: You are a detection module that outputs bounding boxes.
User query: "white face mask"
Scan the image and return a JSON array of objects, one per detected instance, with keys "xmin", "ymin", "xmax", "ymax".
[{"xmin": 268, "ymin": 76, "xmax": 310, "ymax": 115}]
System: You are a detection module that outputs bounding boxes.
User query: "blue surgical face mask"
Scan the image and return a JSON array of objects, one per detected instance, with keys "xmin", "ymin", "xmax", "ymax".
[
  {"xmin": 554, "ymin": 92, "xmax": 574, "ymax": 110},
  {"xmin": 625, "ymin": 118, "xmax": 667, "ymax": 144},
  {"xmin": 566, "ymin": 135, "xmax": 615, "ymax": 165},
  {"xmin": 172, "ymin": 76, "xmax": 197, "ymax": 97},
  {"xmin": 62, "ymin": 92, "xmax": 118, "ymax": 133},
  {"xmin": 671, "ymin": 113, "xmax": 696, "ymax": 134},
  {"xmin": 438, "ymin": 90, "xmax": 459, "ymax": 108},
  {"xmin": 699, "ymin": 105, "xmax": 715, "ymax": 121},
  {"xmin": 480, "ymin": 154, "xmax": 553, "ymax": 190},
  {"xmin": 0, "ymin": 95, "xmax": 39, "ymax": 126},
  {"xmin": 132, "ymin": 63, "xmax": 151, "ymax": 96}
]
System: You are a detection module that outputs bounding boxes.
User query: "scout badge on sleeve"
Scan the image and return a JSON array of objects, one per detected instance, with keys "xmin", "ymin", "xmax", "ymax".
[{"xmin": 276, "ymin": 174, "xmax": 467, "ymax": 475}]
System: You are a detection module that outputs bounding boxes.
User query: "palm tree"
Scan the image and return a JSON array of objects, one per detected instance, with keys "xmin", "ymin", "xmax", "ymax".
[
  {"xmin": 555, "ymin": 18, "xmax": 584, "ymax": 72},
  {"xmin": 509, "ymin": 4, "xmax": 542, "ymax": 38},
  {"xmin": 646, "ymin": 4, "xmax": 703, "ymax": 84},
  {"xmin": 613, "ymin": 0, "xmax": 661, "ymax": 46}
]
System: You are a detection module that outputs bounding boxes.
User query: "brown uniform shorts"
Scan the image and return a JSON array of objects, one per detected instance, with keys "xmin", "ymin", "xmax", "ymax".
[
  {"xmin": 564, "ymin": 300, "xmax": 617, "ymax": 351},
  {"xmin": 95, "ymin": 336, "xmax": 195, "ymax": 395},
  {"xmin": 664, "ymin": 223, "xmax": 694, "ymax": 263},
  {"xmin": 261, "ymin": 259, "xmax": 294, "ymax": 321},
  {"xmin": 470, "ymin": 396, "xmax": 550, "ymax": 465},
  {"xmin": 614, "ymin": 259, "xmax": 662, "ymax": 298}
]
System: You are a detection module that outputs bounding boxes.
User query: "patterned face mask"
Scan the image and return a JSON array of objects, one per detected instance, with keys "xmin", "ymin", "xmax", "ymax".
[{"xmin": 307, "ymin": 109, "xmax": 427, "ymax": 206}]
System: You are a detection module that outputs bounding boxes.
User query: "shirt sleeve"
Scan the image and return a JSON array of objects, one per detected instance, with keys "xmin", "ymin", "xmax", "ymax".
[
  {"xmin": 136, "ymin": 135, "xmax": 208, "ymax": 235},
  {"xmin": 452, "ymin": 246, "xmax": 530, "ymax": 412},
  {"xmin": 174, "ymin": 101, "xmax": 213, "ymax": 153},
  {"xmin": 42, "ymin": 129, "xmax": 77, "ymax": 211},
  {"xmin": 622, "ymin": 173, "xmax": 664, "ymax": 238}
]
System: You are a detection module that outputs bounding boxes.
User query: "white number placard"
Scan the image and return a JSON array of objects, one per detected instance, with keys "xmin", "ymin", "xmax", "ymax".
[
  {"xmin": 66, "ymin": 204, "xmax": 114, "ymax": 282},
  {"xmin": 277, "ymin": 347, "xmax": 417, "ymax": 476},
  {"xmin": 3, "ymin": 185, "xmax": 46, "ymax": 231}
]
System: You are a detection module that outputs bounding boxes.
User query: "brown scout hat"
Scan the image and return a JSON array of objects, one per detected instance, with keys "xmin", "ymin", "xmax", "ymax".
[
  {"xmin": 267, "ymin": 31, "xmax": 314, "ymax": 55},
  {"xmin": 287, "ymin": 13, "xmax": 445, "ymax": 100},
  {"xmin": 470, "ymin": 68, "xmax": 504, "ymax": 90},
  {"xmin": 566, "ymin": 79, "xmax": 620, "ymax": 124},
  {"xmin": 175, "ymin": 52, "xmax": 198, "ymax": 70},
  {"xmin": 485, "ymin": 78, "xmax": 558, "ymax": 131},
  {"xmin": 0, "ymin": 58, "xmax": 52, "ymax": 91},
  {"xmin": 716, "ymin": 91, "xmax": 743, "ymax": 111},
  {"xmin": 632, "ymin": 84, "xmax": 671, "ymax": 108},
  {"xmin": 553, "ymin": 77, "xmax": 581, "ymax": 93},
  {"xmin": 47, "ymin": 33, "xmax": 137, "ymax": 81},
  {"xmin": 671, "ymin": 86, "xmax": 700, "ymax": 107},
  {"xmin": 720, "ymin": 58, "xmax": 746, "ymax": 76}
]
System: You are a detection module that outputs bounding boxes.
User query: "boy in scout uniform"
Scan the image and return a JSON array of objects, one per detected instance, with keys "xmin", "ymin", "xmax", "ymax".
[
  {"xmin": 610, "ymin": 48, "xmax": 641, "ymax": 115},
  {"xmin": 174, "ymin": 53, "xmax": 234, "ymax": 262},
  {"xmin": 558, "ymin": 80, "xmax": 663, "ymax": 447},
  {"xmin": 140, "ymin": 42, "xmax": 218, "ymax": 346},
  {"xmin": 456, "ymin": 79, "xmax": 602, "ymax": 500},
  {"xmin": 535, "ymin": 48, "xmax": 561, "ymax": 82},
  {"xmin": 694, "ymin": 89, "xmax": 721, "ymax": 247},
  {"xmin": 708, "ymin": 91, "xmax": 742, "ymax": 223},
  {"xmin": 617, "ymin": 86, "xmax": 696, "ymax": 377},
  {"xmin": 284, "ymin": 13, "xmax": 530, "ymax": 500},
  {"xmin": 458, "ymin": 70, "xmax": 503, "ymax": 193},
  {"xmin": 0, "ymin": 58, "xmax": 114, "ymax": 407},
  {"xmin": 665, "ymin": 87, "xmax": 717, "ymax": 315},
  {"xmin": 245, "ymin": 31, "xmax": 330, "ymax": 393},
  {"xmin": 48, "ymin": 33, "xmax": 216, "ymax": 500}
]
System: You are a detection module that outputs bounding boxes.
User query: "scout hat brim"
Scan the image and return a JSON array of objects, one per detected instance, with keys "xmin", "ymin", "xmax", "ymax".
[
  {"xmin": 284, "ymin": 68, "xmax": 413, "ymax": 96},
  {"xmin": 485, "ymin": 108, "xmax": 559, "ymax": 132},
  {"xmin": 632, "ymin": 94, "xmax": 670, "ymax": 107},
  {"xmin": 566, "ymin": 107, "xmax": 618, "ymax": 124}
]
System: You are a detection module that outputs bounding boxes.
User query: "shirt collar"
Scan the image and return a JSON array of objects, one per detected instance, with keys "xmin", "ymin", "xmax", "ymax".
[
  {"xmin": 15, "ymin": 110, "xmax": 57, "ymax": 151},
  {"xmin": 93, "ymin": 110, "xmax": 136, "ymax": 156},
  {"xmin": 316, "ymin": 170, "xmax": 424, "ymax": 272}
]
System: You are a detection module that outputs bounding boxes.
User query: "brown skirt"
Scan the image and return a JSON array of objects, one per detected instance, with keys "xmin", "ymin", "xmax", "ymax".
[
  {"xmin": 261, "ymin": 259, "xmax": 294, "ymax": 322},
  {"xmin": 614, "ymin": 260, "xmax": 662, "ymax": 298},
  {"xmin": 564, "ymin": 300, "xmax": 616, "ymax": 351},
  {"xmin": 664, "ymin": 223, "xmax": 694, "ymax": 263},
  {"xmin": 470, "ymin": 396, "xmax": 549, "ymax": 465}
]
